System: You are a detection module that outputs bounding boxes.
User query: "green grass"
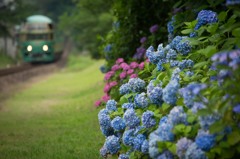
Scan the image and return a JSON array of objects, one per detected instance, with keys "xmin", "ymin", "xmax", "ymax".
[
  {"xmin": 0, "ymin": 55, "xmax": 105, "ymax": 159},
  {"xmin": 0, "ymin": 53, "xmax": 15, "ymax": 69}
]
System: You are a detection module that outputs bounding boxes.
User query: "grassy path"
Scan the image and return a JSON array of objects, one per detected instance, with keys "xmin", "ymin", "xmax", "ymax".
[{"xmin": 0, "ymin": 56, "xmax": 105, "ymax": 159}]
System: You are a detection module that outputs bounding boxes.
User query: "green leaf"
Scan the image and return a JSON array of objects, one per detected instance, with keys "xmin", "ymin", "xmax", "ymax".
[
  {"xmin": 162, "ymin": 103, "xmax": 170, "ymax": 111},
  {"xmin": 232, "ymin": 28, "xmax": 240, "ymax": 37},
  {"xmin": 181, "ymin": 29, "xmax": 193, "ymax": 34},
  {"xmin": 209, "ymin": 121, "xmax": 224, "ymax": 134},
  {"xmin": 201, "ymin": 77, "xmax": 209, "ymax": 83},
  {"xmin": 157, "ymin": 72, "xmax": 166, "ymax": 81},
  {"xmin": 218, "ymin": 11, "xmax": 227, "ymax": 22},
  {"xmin": 227, "ymin": 131, "xmax": 240, "ymax": 146},
  {"xmin": 193, "ymin": 61, "xmax": 209, "ymax": 69},
  {"xmin": 206, "ymin": 23, "xmax": 218, "ymax": 34},
  {"xmin": 120, "ymin": 96, "xmax": 128, "ymax": 105},
  {"xmin": 204, "ymin": 45, "xmax": 217, "ymax": 58}
]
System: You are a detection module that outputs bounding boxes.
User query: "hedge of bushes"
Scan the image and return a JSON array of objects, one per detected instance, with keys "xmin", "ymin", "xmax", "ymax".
[{"xmin": 96, "ymin": 0, "xmax": 240, "ymax": 158}]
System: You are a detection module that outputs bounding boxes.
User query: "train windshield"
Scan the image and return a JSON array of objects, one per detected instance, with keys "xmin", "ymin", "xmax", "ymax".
[{"xmin": 27, "ymin": 34, "xmax": 52, "ymax": 40}]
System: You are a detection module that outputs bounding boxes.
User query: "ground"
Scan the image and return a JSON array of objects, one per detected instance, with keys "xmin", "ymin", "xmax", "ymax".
[{"xmin": 0, "ymin": 55, "xmax": 105, "ymax": 159}]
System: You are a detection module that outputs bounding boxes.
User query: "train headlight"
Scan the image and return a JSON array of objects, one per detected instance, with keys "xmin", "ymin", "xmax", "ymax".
[
  {"xmin": 27, "ymin": 45, "xmax": 32, "ymax": 52},
  {"xmin": 43, "ymin": 45, "xmax": 48, "ymax": 51}
]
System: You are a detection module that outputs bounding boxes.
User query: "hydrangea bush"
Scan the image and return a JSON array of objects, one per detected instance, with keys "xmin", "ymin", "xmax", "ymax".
[{"xmin": 97, "ymin": 2, "xmax": 240, "ymax": 159}]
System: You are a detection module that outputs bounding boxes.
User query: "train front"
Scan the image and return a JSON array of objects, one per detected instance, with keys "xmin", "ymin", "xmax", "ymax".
[{"xmin": 19, "ymin": 15, "xmax": 54, "ymax": 63}]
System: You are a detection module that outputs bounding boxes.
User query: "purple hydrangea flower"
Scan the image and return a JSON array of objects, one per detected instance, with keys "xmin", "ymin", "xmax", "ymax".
[
  {"xmin": 105, "ymin": 135, "xmax": 121, "ymax": 154},
  {"xmin": 176, "ymin": 137, "xmax": 193, "ymax": 158},
  {"xmin": 150, "ymin": 24, "xmax": 159, "ymax": 33},
  {"xmin": 140, "ymin": 37, "xmax": 147, "ymax": 43},
  {"xmin": 111, "ymin": 116, "xmax": 126, "ymax": 131},
  {"xmin": 233, "ymin": 104, "xmax": 240, "ymax": 113},
  {"xmin": 106, "ymin": 100, "xmax": 117, "ymax": 112},
  {"xmin": 123, "ymin": 109, "xmax": 140, "ymax": 128},
  {"xmin": 142, "ymin": 111, "xmax": 157, "ymax": 128}
]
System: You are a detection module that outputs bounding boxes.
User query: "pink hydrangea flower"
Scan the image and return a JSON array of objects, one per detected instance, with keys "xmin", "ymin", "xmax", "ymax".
[
  {"xmin": 127, "ymin": 69, "xmax": 134, "ymax": 75},
  {"xmin": 94, "ymin": 100, "xmax": 102, "ymax": 107},
  {"xmin": 139, "ymin": 62, "xmax": 145, "ymax": 70},
  {"xmin": 119, "ymin": 71, "xmax": 127, "ymax": 79},
  {"xmin": 111, "ymin": 64, "xmax": 120, "ymax": 71},
  {"xmin": 130, "ymin": 74, "xmax": 138, "ymax": 78},
  {"xmin": 104, "ymin": 83, "xmax": 111, "ymax": 93},
  {"xmin": 109, "ymin": 81, "xmax": 118, "ymax": 87},
  {"xmin": 116, "ymin": 58, "xmax": 124, "ymax": 64},
  {"xmin": 102, "ymin": 94, "xmax": 110, "ymax": 102},
  {"xmin": 130, "ymin": 62, "xmax": 139, "ymax": 69},
  {"xmin": 104, "ymin": 71, "xmax": 115, "ymax": 81},
  {"xmin": 120, "ymin": 63, "xmax": 130, "ymax": 71},
  {"xmin": 145, "ymin": 59, "xmax": 150, "ymax": 63}
]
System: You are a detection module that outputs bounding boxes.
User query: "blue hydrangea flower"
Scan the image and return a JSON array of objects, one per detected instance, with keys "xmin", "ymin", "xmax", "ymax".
[
  {"xmin": 100, "ymin": 144, "xmax": 108, "ymax": 158},
  {"xmin": 170, "ymin": 60, "xmax": 179, "ymax": 67},
  {"xmin": 233, "ymin": 104, "xmax": 240, "ymax": 113},
  {"xmin": 133, "ymin": 134, "xmax": 146, "ymax": 151},
  {"xmin": 157, "ymin": 61, "xmax": 164, "ymax": 71},
  {"xmin": 175, "ymin": 37, "xmax": 191, "ymax": 55},
  {"xmin": 141, "ymin": 140, "xmax": 149, "ymax": 154},
  {"xmin": 195, "ymin": 130, "xmax": 216, "ymax": 151},
  {"xmin": 105, "ymin": 135, "xmax": 121, "ymax": 154},
  {"xmin": 157, "ymin": 150, "xmax": 174, "ymax": 159},
  {"xmin": 111, "ymin": 116, "xmax": 126, "ymax": 131},
  {"xmin": 170, "ymin": 36, "xmax": 182, "ymax": 49},
  {"xmin": 185, "ymin": 143, "xmax": 207, "ymax": 159},
  {"xmin": 147, "ymin": 80, "xmax": 162, "ymax": 95},
  {"xmin": 146, "ymin": 46, "xmax": 161, "ymax": 64},
  {"xmin": 120, "ymin": 83, "xmax": 131, "ymax": 95},
  {"xmin": 167, "ymin": 18, "xmax": 174, "ymax": 35},
  {"xmin": 168, "ymin": 106, "xmax": 187, "ymax": 125},
  {"xmin": 157, "ymin": 118, "xmax": 174, "ymax": 141},
  {"xmin": 128, "ymin": 78, "xmax": 146, "ymax": 93},
  {"xmin": 98, "ymin": 109, "xmax": 114, "ymax": 136},
  {"xmin": 142, "ymin": 111, "xmax": 157, "ymax": 128},
  {"xmin": 100, "ymin": 65, "xmax": 108, "ymax": 73},
  {"xmin": 134, "ymin": 126, "xmax": 145, "ymax": 135},
  {"xmin": 149, "ymin": 131, "xmax": 162, "ymax": 158},
  {"xmin": 162, "ymin": 79, "xmax": 179, "ymax": 106},
  {"xmin": 134, "ymin": 93, "xmax": 149, "ymax": 108},
  {"xmin": 166, "ymin": 49, "xmax": 177, "ymax": 59},
  {"xmin": 179, "ymin": 83, "xmax": 207, "ymax": 108},
  {"xmin": 178, "ymin": 60, "xmax": 194, "ymax": 70},
  {"xmin": 106, "ymin": 100, "xmax": 117, "ymax": 112},
  {"xmin": 148, "ymin": 86, "xmax": 163, "ymax": 106},
  {"xmin": 199, "ymin": 114, "xmax": 221, "ymax": 130},
  {"xmin": 191, "ymin": 102, "xmax": 206, "ymax": 113},
  {"xmin": 186, "ymin": 71, "xmax": 194, "ymax": 77},
  {"xmin": 118, "ymin": 154, "xmax": 129, "ymax": 159},
  {"xmin": 171, "ymin": 67, "xmax": 181, "ymax": 81},
  {"xmin": 226, "ymin": 0, "xmax": 240, "ymax": 5},
  {"xmin": 123, "ymin": 109, "xmax": 140, "ymax": 128},
  {"xmin": 122, "ymin": 103, "xmax": 135, "ymax": 109},
  {"xmin": 176, "ymin": 137, "xmax": 193, "ymax": 159},
  {"xmin": 195, "ymin": 10, "xmax": 218, "ymax": 30},
  {"xmin": 122, "ymin": 129, "xmax": 135, "ymax": 146}
]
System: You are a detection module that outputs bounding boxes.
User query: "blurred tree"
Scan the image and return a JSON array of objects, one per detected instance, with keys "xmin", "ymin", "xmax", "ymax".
[{"xmin": 58, "ymin": 0, "xmax": 113, "ymax": 59}]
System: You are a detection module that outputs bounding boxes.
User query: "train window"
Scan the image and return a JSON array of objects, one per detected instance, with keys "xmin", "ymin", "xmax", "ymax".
[{"xmin": 27, "ymin": 34, "xmax": 50, "ymax": 40}]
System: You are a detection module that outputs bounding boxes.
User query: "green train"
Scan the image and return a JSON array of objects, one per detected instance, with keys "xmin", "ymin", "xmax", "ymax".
[{"xmin": 19, "ymin": 15, "xmax": 55, "ymax": 62}]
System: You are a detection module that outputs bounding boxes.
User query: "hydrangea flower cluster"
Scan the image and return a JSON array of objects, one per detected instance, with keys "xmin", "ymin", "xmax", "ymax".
[
  {"xmin": 95, "ymin": 58, "xmax": 146, "ymax": 107},
  {"xmin": 226, "ymin": 0, "xmax": 240, "ymax": 5},
  {"xmin": 98, "ymin": 8, "xmax": 240, "ymax": 159}
]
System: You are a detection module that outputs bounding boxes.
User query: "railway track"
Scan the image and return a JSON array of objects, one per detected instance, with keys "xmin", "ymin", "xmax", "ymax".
[{"xmin": 0, "ymin": 40, "xmax": 71, "ymax": 92}]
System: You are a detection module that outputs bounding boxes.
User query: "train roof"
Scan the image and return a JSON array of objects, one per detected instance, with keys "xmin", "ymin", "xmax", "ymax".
[{"xmin": 27, "ymin": 15, "xmax": 53, "ymax": 24}]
